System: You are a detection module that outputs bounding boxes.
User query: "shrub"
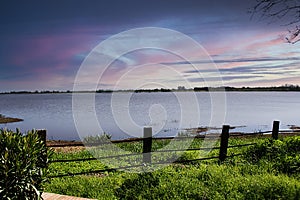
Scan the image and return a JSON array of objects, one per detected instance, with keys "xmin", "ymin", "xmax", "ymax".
[
  {"xmin": 0, "ymin": 129, "xmax": 49, "ymax": 199},
  {"xmin": 244, "ymin": 136, "xmax": 300, "ymax": 175},
  {"xmin": 83, "ymin": 133, "xmax": 112, "ymax": 144},
  {"xmin": 115, "ymin": 173, "xmax": 160, "ymax": 199}
]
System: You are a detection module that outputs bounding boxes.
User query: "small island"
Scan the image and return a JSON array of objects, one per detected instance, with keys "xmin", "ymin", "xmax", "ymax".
[{"xmin": 0, "ymin": 114, "xmax": 23, "ymax": 124}]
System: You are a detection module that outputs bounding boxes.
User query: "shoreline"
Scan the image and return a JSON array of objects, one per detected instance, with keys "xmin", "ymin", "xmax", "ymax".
[
  {"xmin": 1, "ymin": 85, "xmax": 300, "ymax": 94},
  {"xmin": 46, "ymin": 131, "xmax": 300, "ymax": 147},
  {"xmin": 1, "ymin": 90, "xmax": 300, "ymax": 95}
]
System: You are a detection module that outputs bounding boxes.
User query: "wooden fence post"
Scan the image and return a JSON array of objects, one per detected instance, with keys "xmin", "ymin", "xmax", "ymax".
[
  {"xmin": 219, "ymin": 125, "xmax": 230, "ymax": 162},
  {"xmin": 143, "ymin": 127, "xmax": 152, "ymax": 164},
  {"xmin": 37, "ymin": 129, "xmax": 47, "ymax": 168},
  {"xmin": 272, "ymin": 121, "xmax": 280, "ymax": 140}
]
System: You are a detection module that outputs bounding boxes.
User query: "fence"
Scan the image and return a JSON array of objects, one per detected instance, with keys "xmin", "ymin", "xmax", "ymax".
[{"xmin": 38, "ymin": 120, "xmax": 300, "ymax": 178}]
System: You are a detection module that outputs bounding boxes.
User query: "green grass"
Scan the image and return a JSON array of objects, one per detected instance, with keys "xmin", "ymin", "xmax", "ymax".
[{"xmin": 44, "ymin": 135, "xmax": 300, "ymax": 199}]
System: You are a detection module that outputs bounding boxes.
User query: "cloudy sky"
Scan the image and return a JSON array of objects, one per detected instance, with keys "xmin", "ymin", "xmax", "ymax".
[{"xmin": 1, "ymin": 0, "xmax": 300, "ymax": 91}]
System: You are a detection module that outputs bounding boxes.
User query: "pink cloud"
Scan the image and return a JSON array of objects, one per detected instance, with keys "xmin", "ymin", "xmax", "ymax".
[
  {"xmin": 245, "ymin": 35, "xmax": 284, "ymax": 53},
  {"xmin": 217, "ymin": 61, "xmax": 250, "ymax": 70},
  {"xmin": 231, "ymin": 76, "xmax": 300, "ymax": 87},
  {"xmin": 10, "ymin": 32, "xmax": 96, "ymax": 71},
  {"xmin": 205, "ymin": 30, "xmax": 287, "ymax": 59},
  {"xmin": 5, "ymin": 25, "xmax": 300, "ymax": 91}
]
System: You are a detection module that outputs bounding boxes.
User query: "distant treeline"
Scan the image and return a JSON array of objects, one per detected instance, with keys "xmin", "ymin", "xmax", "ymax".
[
  {"xmin": 134, "ymin": 88, "xmax": 172, "ymax": 93},
  {"xmin": 194, "ymin": 85, "xmax": 300, "ymax": 92},
  {"xmin": 223, "ymin": 84, "xmax": 300, "ymax": 92},
  {"xmin": 1, "ymin": 90, "xmax": 72, "ymax": 94},
  {"xmin": 1, "ymin": 84, "xmax": 300, "ymax": 94}
]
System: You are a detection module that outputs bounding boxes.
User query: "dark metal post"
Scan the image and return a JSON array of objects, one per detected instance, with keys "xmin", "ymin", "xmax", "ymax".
[
  {"xmin": 272, "ymin": 121, "xmax": 280, "ymax": 140},
  {"xmin": 219, "ymin": 125, "xmax": 230, "ymax": 162},
  {"xmin": 143, "ymin": 127, "xmax": 152, "ymax": 164},
  {"xmin": 37, "ymin": 129, "xmax": 47, "ymax": 168}
]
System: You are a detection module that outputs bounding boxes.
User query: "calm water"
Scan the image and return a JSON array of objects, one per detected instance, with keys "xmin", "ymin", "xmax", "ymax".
[{"xmin": 0, "ymin": 92, "xmax": 299, "ymax": 140}]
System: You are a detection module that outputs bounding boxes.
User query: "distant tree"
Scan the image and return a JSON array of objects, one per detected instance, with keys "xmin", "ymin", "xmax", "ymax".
[
  {"xmin": 251, "ymin": 0, "xmax": 300, "ymax": 44},
  {"xmin": 177, "ymin": 86, "xmax": 186, "ymax": 91}
]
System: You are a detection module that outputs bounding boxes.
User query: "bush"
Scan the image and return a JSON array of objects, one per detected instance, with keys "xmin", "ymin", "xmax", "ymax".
[
  {"xmin": 83, "ymin": 133, "xmax": 112, "ymax": 144},
  {"xmin": 244, "ymin": 136, "xmax": 300, "ymax": 175},
  {"xmin": 115, "ymin": 173, "xmax": 160, "ymax": 199},
  {"xmin": 0, "ymin": 129, "xmax": 49, "ymax": 199}
]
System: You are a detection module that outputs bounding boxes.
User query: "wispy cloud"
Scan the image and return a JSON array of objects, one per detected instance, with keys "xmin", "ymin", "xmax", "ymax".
[
  {"xmin": 188, "ymin": 75, "xmax": 263, "ymax": 83},
  {"xmin": 162, "ymin": 57, "xmax": 300, "ymax": 66}
]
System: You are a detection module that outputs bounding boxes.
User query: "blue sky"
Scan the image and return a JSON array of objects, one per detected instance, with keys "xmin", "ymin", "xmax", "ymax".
[{"xmin": 0, "ymin": 0, "xmax": 299, "ymax": 91}]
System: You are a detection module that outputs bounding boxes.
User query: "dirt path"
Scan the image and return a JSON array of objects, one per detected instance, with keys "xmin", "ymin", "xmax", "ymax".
[{"xmin": 42, "ymin": 192, "xmax": 96, "ymax": 200}]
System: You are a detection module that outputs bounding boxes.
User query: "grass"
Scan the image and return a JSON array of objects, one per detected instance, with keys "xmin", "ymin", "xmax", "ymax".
[{"xmin": 44, "ymin": 135, "xmax": 300, "ymax": 199}]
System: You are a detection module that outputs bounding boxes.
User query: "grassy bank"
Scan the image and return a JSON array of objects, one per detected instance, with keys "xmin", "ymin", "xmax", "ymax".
[{"xmin": 44, "ymin": 135, "xmax": 300, "ymax": 199}]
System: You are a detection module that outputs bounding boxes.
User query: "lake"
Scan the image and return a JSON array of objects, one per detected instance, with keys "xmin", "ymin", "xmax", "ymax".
[{"xmin": 0, "ymin": 92, "xmax": 299, "ymax": 140}]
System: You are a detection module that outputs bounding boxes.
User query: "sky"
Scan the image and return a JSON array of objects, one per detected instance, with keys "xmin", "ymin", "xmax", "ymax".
[{"xmin": 0, "ymin": 0, "xmax": 300, "ymax": 91}]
